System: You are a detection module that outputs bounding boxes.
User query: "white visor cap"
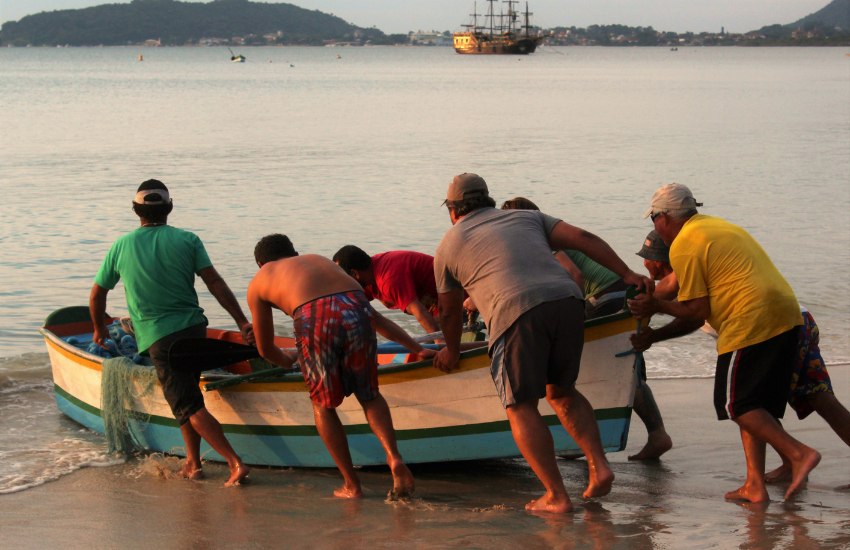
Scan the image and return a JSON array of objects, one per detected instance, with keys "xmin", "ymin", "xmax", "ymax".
[{"xmin": 134, "ymin": 189, "xmax": 171, "ymax": 205}]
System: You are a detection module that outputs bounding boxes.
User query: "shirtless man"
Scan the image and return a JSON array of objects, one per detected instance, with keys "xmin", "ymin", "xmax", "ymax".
[{"xmin": 247, "ymin": 234, "xmax": 436, "ymax": 498}]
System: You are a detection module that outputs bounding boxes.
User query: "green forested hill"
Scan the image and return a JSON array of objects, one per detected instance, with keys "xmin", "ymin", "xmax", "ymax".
[
  {"xmin": 1, "ymin": 0, "xmax": 387, "ymax": 46},
  {"xmin": 789, "ymin": 0, "xmax": 850, "ymax": 28}
]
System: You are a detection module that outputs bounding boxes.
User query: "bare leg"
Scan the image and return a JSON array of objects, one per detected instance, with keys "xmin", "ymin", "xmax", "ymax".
[
  {"xmin": 629, "ymin": 383, "xmax": 673, "ymax": 461},
  {"xmin": 765, "ymin": 453, "xmax": 793, "ymax": 483},
  {"xmin": 357, "ymin": 394, "xmax": 414, "ymax": 497},
  {"xmin": 546, "ymin": 384, "xmax": 615, "ymax": 498},
  {"xmin": 733, "ymin": 408, "xmax": 820, "ymax": 499},
  {"xmin": 765, "ymin": 419, "xmax": 793, "ymax": 484},
  {"xmin": 725, "ymin": 428, "xmax": 770, "ymax": 502},
  {"xmin": 177, "ymin": 422, "xmax": 204, "ymax": 479},
  {"xmin": 810, "ymin": 392, "xmax": 850, "ymax": 446},
  {"xmin": 505, "ymin": 399, "xmax": 574, "ymax": 513},
  {"xmin": 187, "ymin": 407, "xmax": 250, "ymax": 486},
  {"xmin": 312, "ymin": 402, "xmax": 362, "ymax": 498}
]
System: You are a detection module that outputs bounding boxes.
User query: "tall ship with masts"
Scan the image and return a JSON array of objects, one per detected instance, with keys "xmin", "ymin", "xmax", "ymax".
[{"xmin": 453, "ymin": 1, "xmax": 546, "ymax": 55}]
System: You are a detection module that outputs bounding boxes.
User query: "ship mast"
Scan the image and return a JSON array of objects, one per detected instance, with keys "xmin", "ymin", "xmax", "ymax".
[
  {"xmin": 487, "ymin": 0, "xmax": 497, "ymax": 37},
  {"xmin": 503, "ymin": 0, "xmax": 519, "ymax": 35},
  {"xmin": 462, "ymin": 1, "xmax": 482, "ymax": 34},
  {"xmin": 522, "ymin": 1, "xmax": 532, "ymax": 38}
]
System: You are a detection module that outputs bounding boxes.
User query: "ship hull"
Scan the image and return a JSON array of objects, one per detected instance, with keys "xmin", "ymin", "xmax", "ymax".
[{"xmin": 453, "ymin": 32, "xmax": 543, "ymax": 55}]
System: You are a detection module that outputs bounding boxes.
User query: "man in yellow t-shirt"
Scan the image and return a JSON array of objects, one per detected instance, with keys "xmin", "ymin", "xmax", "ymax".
[{"xmin": 628, "ymin": 183, "xmax": 820, "ymax": 504}]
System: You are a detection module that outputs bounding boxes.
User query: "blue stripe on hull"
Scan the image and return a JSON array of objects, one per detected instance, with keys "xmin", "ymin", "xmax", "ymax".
[{"xmin": 56, "ymin": 393, "xmax": 631, "ymax": 467}]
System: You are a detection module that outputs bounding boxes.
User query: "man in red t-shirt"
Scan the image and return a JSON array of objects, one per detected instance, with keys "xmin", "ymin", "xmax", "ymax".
[{"xmin": 333, "ymin": 246, "xmax": 442, "ymax": 336}]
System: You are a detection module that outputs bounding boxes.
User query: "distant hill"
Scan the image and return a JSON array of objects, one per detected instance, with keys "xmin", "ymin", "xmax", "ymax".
[
  {"xmin": 1, "ymin": 0, "xmax": 389, "ymax": 47},
  {"xmin": 788, "ymin": 0, "xmax": 850, "ymax": 29}
]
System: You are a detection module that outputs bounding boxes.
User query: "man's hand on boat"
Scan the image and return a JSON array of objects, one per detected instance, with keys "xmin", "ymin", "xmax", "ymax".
[
  {"xmin": 433, "ymin": 347, "xmax": 461, "ymax": 373},
  {"xmin": 622, "ymin": 270, "xmax": 655, "ymax": 295},
  {"xmin": 627, "ymin": 292, "xmax": 658, "ymax": 319},
  {"xmin": 238, "ymin": 321, "xmax": 256, "ymax": 346}
]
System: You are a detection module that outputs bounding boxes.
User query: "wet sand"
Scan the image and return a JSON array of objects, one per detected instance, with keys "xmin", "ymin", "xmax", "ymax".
[{"xmin": 1, "ymin": 368, "xmax": 847, "ymax": 550}]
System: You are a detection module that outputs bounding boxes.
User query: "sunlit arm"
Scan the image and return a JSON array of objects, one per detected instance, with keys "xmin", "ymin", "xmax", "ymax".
[
  {"xmin": 405, "ymin": 298, "xmax": 442, "ymax": 342},
  {"xmin": 89, "ymin": 283, "xmax": 111, "ymax": 349},
  {"xmin": 247, "ymin": 283, "xmax": 295, "ymax": 369},
  {"xmin": 548, "ymin": 221, "xmax": 654, "ymax": 293},
  {"xmin": 371, "ymin": 309, "xmax": 433, "ymax": 358},
  {"xmin": 629, "ymin": 293, "xmax": 710, "ymax": 322},
  {"xmin": 434, "ymin": 288, "xmax": 465, "ymax": 373},
  {"xmin": 199, "ymin": 266, "xmax": 254, "ymax": 344},
  {"xmin": 654, "ymin": 272, "xmax": 679, "ymax": 301}
]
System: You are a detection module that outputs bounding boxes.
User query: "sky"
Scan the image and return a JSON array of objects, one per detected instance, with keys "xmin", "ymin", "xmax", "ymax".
[{"xmin": 0, "ymin": 0, "xmax": 832, "ymax": 34}]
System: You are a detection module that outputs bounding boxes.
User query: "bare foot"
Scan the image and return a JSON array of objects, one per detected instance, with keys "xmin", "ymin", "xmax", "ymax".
[
  {"xmin": 785, "ymin": 449, "xmax": 821, "ymax": 499},
  {"xmin": 725, "ymin": 483, "xmax": 769, "ymax": 502},
  {"xmin": 583, "ymin": 465, "xmax": 615, "ymax": 498},
  {"xmin": 525, "ymin": 492, "xmax": 574, "ymax": 513},
  {"xmin": 628, "ymin": 431, "xmax": 673, "ymax": 461},
  {"xmin": 224, "ymin": 462, "xmax": 250, "ymax": 487},
  {"xmin": 764, "ymin": 464, "xmax": 792, "ymax": 484},
  {"xmin": 334, "ymin": 483, "xmax": 363, "ymax": 499},
  {"xmin": 177, "ymin": 466, "xmax": 204, "ymax": 480},
  {"xmin": 389, "ymin": 457, "xmax": 415, "ymax": 498}
]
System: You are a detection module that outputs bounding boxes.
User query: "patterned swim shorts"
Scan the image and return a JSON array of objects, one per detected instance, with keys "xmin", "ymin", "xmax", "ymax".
[
  {"xmin": 293, "ymin": 290, "xmax": 379, "ymax": 409},
  {"xmin": 788, "ymin": 310, "xmax": 833, "ymax": 420}
]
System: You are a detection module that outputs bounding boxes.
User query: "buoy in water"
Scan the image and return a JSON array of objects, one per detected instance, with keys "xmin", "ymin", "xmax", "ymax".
[
  {"xmin": 139, "ymin": 54, "xmax": 143, "ymax": 61},
  {"xmin": 336, "ymin": 55, "xmax": 341, "ymax": 59}
]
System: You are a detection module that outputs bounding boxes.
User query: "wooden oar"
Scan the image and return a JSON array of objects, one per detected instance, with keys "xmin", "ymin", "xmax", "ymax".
[{"xmin": 202, "ymin": 366, "xmax": 299, "ymax": 392}]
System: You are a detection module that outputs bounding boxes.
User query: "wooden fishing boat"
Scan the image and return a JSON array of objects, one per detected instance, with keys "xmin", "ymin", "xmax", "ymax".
[{"xmin": 41, "ymin": 305, "xmax": 638, "ymax": 467}]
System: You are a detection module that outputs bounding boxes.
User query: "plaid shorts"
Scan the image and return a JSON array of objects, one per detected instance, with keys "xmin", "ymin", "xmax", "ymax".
[
  {"xmin": 788, "ymin": 310, "xmax": 833, "ymax": 419},
  {"xmin": 293, "ymin": 290, "xmax": 379, "ymax": 409}
]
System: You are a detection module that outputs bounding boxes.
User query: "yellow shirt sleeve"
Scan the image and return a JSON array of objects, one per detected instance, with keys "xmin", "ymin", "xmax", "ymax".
[{"xmin": 671, "ymin": 247, "xmax": 708, "ymax": 302}]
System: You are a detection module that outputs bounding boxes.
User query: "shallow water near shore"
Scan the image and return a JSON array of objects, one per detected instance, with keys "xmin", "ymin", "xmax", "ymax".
[{"xmin": 0, "ymin": 46, "xmax": 848, "ymax": 546}]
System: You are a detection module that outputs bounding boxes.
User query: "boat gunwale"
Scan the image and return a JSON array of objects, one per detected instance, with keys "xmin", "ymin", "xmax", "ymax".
[{"xmin": 40, "ymin": 308, "xmax": 635, "ymax": 385}]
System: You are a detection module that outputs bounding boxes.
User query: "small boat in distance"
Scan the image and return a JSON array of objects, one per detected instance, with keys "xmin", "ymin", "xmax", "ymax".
[
  {"xmin": 454, "ymin": 1, "xmax": 547, "ymax": 55},
  {"xmin": 228, "ymin": 47, "xmax": 245, "ymax": 62}
]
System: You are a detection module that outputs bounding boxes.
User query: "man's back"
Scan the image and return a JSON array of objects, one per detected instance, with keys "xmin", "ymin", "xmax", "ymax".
[
  {"xmin": 671, "ymin": 214, "xmax": 802, "ymax": 354},
  {"xmin": 435, "ymin": 208, "xmax": 582, "ymax": 344},
  {"xmin": 95, "ymin": 225, "xmax": 210, "ymax": 352},
  {"xmin": 369, "ymin": 251, "xmax": 437, "ymax": 313},
  {"xmin": 252, "ymin": 254, "xmax": 361, "ymax": 316}
]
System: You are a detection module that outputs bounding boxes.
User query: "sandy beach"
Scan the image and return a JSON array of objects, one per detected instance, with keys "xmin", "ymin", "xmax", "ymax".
[{"xmin": 1, "ymin": 366, "xmax": 847, "ymax": 550}]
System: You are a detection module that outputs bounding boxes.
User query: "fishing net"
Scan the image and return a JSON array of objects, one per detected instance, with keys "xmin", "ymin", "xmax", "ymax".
[{"xmin": 100, "ymin": 356, "xmax": 158, "ymax": 455}]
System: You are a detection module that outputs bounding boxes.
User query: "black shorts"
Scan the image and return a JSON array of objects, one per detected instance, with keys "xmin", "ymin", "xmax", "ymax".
[
  {"xmin": 489, "ymin": 297, "xmax": 585, "ymax": 408},
  {"xmin": 713, "ymin": 327, "xmax": 799, "ymax": 421},
  {"xmin": 148, "ymin": 323, "xmax": 208, "ymax": 426}
]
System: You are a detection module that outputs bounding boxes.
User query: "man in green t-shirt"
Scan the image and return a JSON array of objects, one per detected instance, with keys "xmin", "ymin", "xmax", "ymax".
[{"xmin": 90, "ymin": 179, "xmax": 251, "ymax": 486}]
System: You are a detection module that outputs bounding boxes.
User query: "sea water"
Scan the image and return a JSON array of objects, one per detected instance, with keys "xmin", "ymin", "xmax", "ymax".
[{"xmin": 0, "ymin": 47, "xmax": 847, "ymax": 512}]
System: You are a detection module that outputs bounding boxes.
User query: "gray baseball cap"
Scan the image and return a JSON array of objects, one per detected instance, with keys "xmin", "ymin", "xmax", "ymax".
[{"xmin": 443, "ymin": 173, "xmax": 489, "ymax": 205}]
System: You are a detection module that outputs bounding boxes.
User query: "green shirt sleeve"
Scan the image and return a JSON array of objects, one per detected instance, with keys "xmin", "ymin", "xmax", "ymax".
[
  {"xmin": 192, "ymin": 234, "xmax": 213, "ymax": 273},
  {"xmin": 94, "ymin": 241, "xmax": 121, "ymax": 290}
]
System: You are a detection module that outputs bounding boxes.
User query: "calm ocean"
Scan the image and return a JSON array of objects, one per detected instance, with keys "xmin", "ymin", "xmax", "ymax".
[{"xmin": 0, "ymin": 46, "xmax": 848, "ymax": 511}]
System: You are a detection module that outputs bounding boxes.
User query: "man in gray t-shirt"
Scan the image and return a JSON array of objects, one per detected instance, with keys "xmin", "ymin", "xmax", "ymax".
[{"xmin": 433, "ymin": 173, "xmax": 653, "ymax": 514}]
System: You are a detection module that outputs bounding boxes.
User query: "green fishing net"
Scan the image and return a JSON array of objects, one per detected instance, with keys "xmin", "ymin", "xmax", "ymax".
[{"xmin": 100, "ymin": 357, "xmax": 158, "ymax": 454}]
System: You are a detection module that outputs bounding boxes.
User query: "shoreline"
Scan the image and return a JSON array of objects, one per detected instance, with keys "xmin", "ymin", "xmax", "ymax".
[{"xmin": 1, "ymin": 368, "xmax": 847, "ymax": 549}]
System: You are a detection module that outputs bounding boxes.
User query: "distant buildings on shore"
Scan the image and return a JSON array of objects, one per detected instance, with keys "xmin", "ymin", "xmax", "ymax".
[{"xmin": 6, "ymin": 24, "xmax": 847, "ymax": 48}]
